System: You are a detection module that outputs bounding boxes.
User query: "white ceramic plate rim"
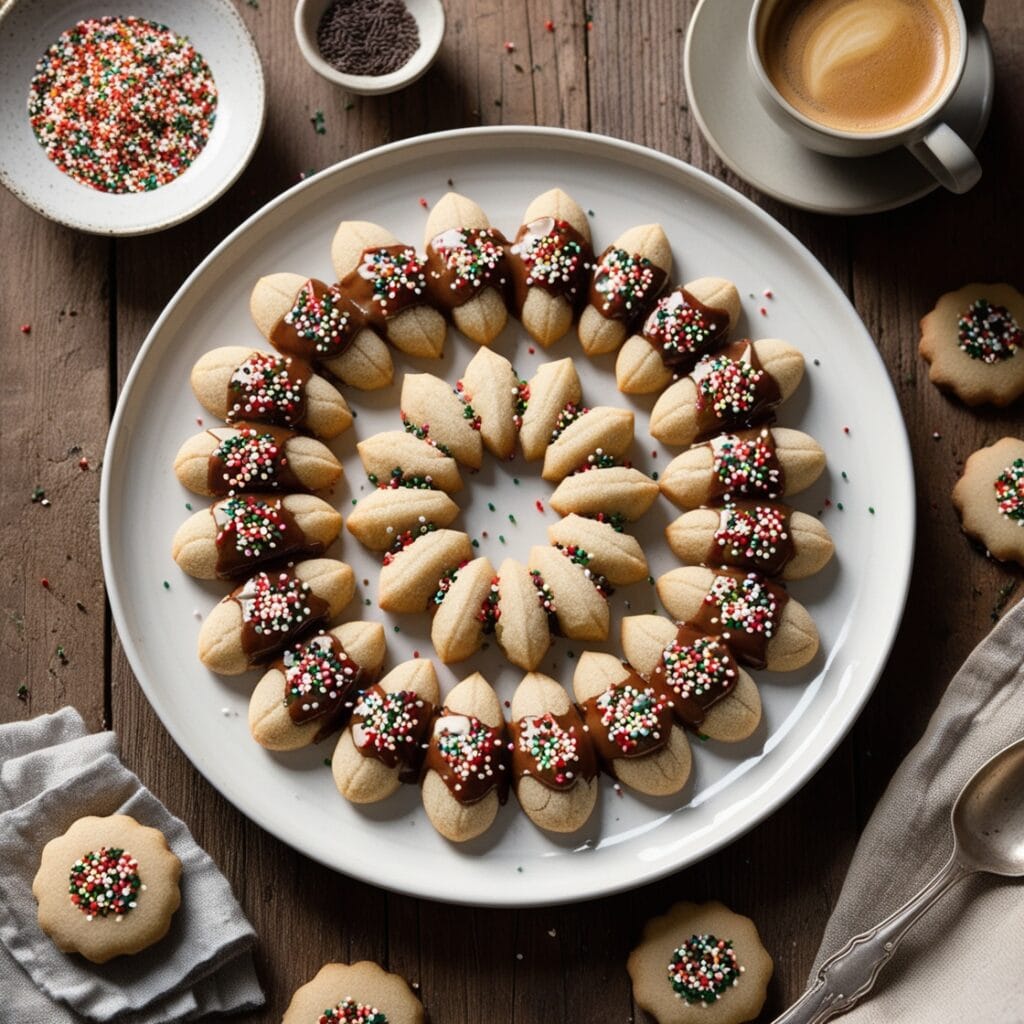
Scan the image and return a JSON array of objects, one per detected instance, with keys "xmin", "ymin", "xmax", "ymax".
[{"xmin": 101, "ymin": 126, "xmax": 915, "ymax": 906}]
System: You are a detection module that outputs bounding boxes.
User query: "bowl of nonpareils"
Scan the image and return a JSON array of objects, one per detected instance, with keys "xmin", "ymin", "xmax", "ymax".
[{"xmin": 294, "ymin": 0, "xmax": 444, "ymax": 96}]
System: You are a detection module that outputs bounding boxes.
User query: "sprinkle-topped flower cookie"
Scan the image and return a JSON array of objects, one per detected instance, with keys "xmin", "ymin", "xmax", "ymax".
[
  {"xmin": 282, "ymin": 961, "xmax": 425, "ymax": 1024},
  {"xmin": 628, "ymin": 900, "xmax": 772, "ymax": 1024},
  {"xmin": 919, "ymin": 283, "xmax": 1024, "ymax": 407},
  {"xmin": 953, "ymin": 436, "xmax": 1024, "ymax": 567},
  {"xmin": 33, "ymin": 814, "xmax": 181, "ymax": 964}
]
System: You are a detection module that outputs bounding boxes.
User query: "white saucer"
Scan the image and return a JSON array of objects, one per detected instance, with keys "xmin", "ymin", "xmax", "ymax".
[{"xmin": 684, "ymin": 0, "xmax": 995, "ymax": 214}]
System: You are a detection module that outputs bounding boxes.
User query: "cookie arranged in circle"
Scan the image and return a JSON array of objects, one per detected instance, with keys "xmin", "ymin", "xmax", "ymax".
[
  {"xmin": 283, "ymin": 961, "xmax": 425, "ymax": 1024},
  {"xmin": 627, "ymin": 900, "xmax": 772, "ymax": 1023},
  {"xmin": 33, "ymin": 814, "xmax": 181, "ymax": 964},
  {"xmin": 919, "ymin": 283, "xmax": 1024, "ymax": 406},
  {"xmin": 952, "ymin": 436, "xmax": 1024, "ymax": 566}
]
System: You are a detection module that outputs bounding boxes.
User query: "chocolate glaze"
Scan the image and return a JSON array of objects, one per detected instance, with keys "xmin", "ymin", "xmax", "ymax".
[
  {"xmin": 642, "ymin": 287, "xmax": 732, "ymax": 375},
  {"xmin": 580, "ymin": 669, "xmax": 675, "ymax": 764},
  {"xmin": 233, "ymin": 569, "xmax": 329, "ymax": 666},
  {"xmin": 509, "ymin": 707, "xmax": 597, "ymax": 791},
  {"xmin": 423, "ymin": 710, "xmax": 509, "ymax": 805},
  {"xmin": 425, "ymin": 226, "xmax": 510, "ymax": 312},
  {"xmin": 225, "ymin": 352, "xmax": 312, "ymax": 429},
  {"xmin": 704, "ymin": 500, "xmax": 795, "ymax": 578},
  {"xmin": 279, "ymin": 633, "xmax": 365, "ymax": 742},
  {"xmin": 205, "ymin": 424, "xmax": 306, "ymax": 496},
  {"xmin": 340, "ymin": 244, "xmax": 431, "ymax": 332},
  {"xmin": 211, "ymin": 494, "xmax": 316, "ymax": 580},
  {"xmin": 507, "ymin": 217, "xmax": 594, "ymax": 316},
  {"xmin": 705, "ymin": 426, "xmax": 786, "ymax": 502},
  {"xmin": 689, "ymin": 340, "xmax": 782, "ymax": 440},
  {"xmin": 270, "ymin": 278, "xmax": 361, "ymax": 362},
  {"xmin": 351, "ymin": 684, "xmax": 434, "ymax": 782},
  {"xmin": 691, "ymin": 568, "xmax": 790, "ymax": 670},
  {"xmin": 650, "ymin": 623, "xmax": 740, "ymax": 729},
  {"xmin": 587, "ymin": 246, "xmax": 668, "ymax": 331}
]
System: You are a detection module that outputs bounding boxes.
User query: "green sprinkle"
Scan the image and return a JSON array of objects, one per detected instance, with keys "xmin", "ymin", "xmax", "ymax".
[
  {"xmin": 813, "ymin": 358, "xmax": 821, "ymax": 367},
  {"xmin": 647, "ymin": 576, "xmax": 655, "ymax": 585},
  {"xmin": 488, "ymin": 502, "xmax": 496, "ymax": 511},
  {"xmin": 323, "ymin": 757, "xmax": 332, "ymax": 766},
  {"xmin": 499, "ymin": 534, "xmax": 506, "ymax": 544},
  {"xmin": 56, "ymin": 645, "xmax": 68, "ymax": 665},
  {"xmin": 513, "ymin": 478, "xmax": 520, "ymax": 485},
  {"xmin": 246, "ymin": 0, "xmax": 259, "ymax": 7},
  {"xmin": 841, "ymin": 471, "xmax": 848, "ymax": 481},
  {"xmin": 837, "ymin": 502, "xmax": 845, "ymax": 511},
  {"xmin": 651, "ymin": 471, "xmax": 659, "ymax": 481},
  {"xmin": 352, "ymin": 498, "xmax": 358, "ymax": 505},
  {"xmin": 344, "ymin": 99, "xmax": 355, "ymax": 111},
  {"xmin": 567, "ymin": 650, "xmax": 575, "ymax": 659},
  {"xmin": 508, "ymin": 514, "xmax": 517, "ymax": 524},
  {"xmin": 364, "ymin": 598, "xmax": 371, "ymax": 606},
  {"xmin": 868, "ymin": 506, "xmax": 875, "ymax": 514},
  {"xmin": 185, "ymin": 502, "xmax": 192, "ymax": 511},
  {"xmin": 516, "ymin": 866, "xmax": 524, "ymax": 873},
  {"xmin": 311, "ymin": 109, "xmax": 325, "ymax": 134},
  {"xmin": 16, "ymin": 684, "xmax": 28, "ymax": 701},
  {"xmin": 162, "ymin": 580, "xmax": 170, "ymax": 590},
  {"xmin": 31, "ymin": 486, "xmax": 46, "ymax": 503},
  {"xmin": 472, "ymin": 538, "xmax": 480, "ymax": 548},
  {"xmin": 393, "ymin": 625, "xmax": 401, "ymax": 633},
  {"xmin": 587, "ymin": 209, "xmax": 595, "ymax": 216}
]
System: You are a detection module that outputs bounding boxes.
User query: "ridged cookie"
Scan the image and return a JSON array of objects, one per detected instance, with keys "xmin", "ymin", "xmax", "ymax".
[
  {"xmin": 172, "ymin": 493, "xmax": 342, "ymax": 580},
  {"xmin": 528, "ymin": 544, "xmax": 610, "ymax": 641},
  {"xmin": 520, "ymin": 357, "xmax": 581, "ymax": 461},
  {"xmin": 510, "ymin": 672, "xmax": 598, "ymax": 833},
  {"xmin": 248, "ymin": 621, "xmax": 387, "ymax": 750},
  {"xmin": 656, "ymin": 565, "xmax": 818, "ymax": 671},
  {"xmin": 282, "ymin": 961, "xmax": 425, "ymax": 1024},
  {"xmin": 424, "ymin": 192, "xmax": 509, "ymax": 344},
  {"xmin": 579, "ymin": 225, "xmax": 672, "ymax": 355},
  {"xmin": 197, "ymin": 558, "xmax": 355, "ymax": 675},
  {"xmin": 189, "ymin": 346, "xmax": 352, "ymax": 439},
  {"xmin": 658, "ymin": 426, "xmax": 825, "ymax": 509},
  {"xmin": 952, "ymin": 436, "xmax": 1024, "ymax": 566},
  {"xmin": 548, "ymin": 514, "xmax": 648, "ymax": 585},
  {"xmin": 616, "ymin": 277, "xmax": 741, "ymax": 394},
  {"xmin": 572, "ymin": 652, "xmax": 691, "ymax": 796},
  {"xmin": 378, "ymin": 528, "xmax": 474, "ymax": 613},
  {"xmin": 421, "ymin": 673, "xmax": 509, "ymax": 843},
  {"xmin": 401, "ymin": 372, "xmax": 483, "ymax": 469},
  {"xmin": 333, "ymin": 659, "xmax": 441, "ymax": 803},
  {"xmin": 357, "ymin": 430, "xmax": 463, "ymax": 494},
  {"xmin": 542, "ymin": 405, "xmax": 634, "ymax": 482},
  {"xmin": 649, "ymin": 338, "xmax": 805, "ymax": 446},
  {"xmin": 549, "ymin": 465, "xmax": 660, "ymax": 523},
  {"xmin": 250, "ymin": 272, "xmax": 393, "ymax": 390},
  {"xmin": 620, "ymin": 615, "xmax": 762, "ymax": 742},
  {"xmin": 459, "ymin": 347, "xmax": 526, "ymax": 460},
  {"xmin": 431, "ymin": 556, "xmax": 499, "ymax": 663},
  {"xmin": 346, "ymin": 486, "xmax": 460, "ymax": 550},
  {"xmin": 173, "ymin": 425, "xmax": 342, "ymax": 497},
  {"xmin": 494, "ymin": 558, "xmax": 554, "ymax": 671}
]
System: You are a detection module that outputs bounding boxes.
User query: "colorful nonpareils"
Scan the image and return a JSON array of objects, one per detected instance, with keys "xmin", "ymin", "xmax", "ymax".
[
  {"xmin": 668, "ymin": 933, "xmax": 743, "ymax": 1004},
  {"xmin": 957, "ymin": 298, "xmax": 1023, "ymax": 364},
  {"xmin": 68, "ymin": 848, "xmax": 142, "ymax": 921}
]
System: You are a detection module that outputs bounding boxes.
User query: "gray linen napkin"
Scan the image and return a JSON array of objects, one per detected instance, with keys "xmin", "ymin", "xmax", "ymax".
[
  {"xmin": 807, "ymin": 596, "xmax": 1024, "ymax": 1023},
  {"xmin": 0, "ymin": 708, "xmax": 264, "ymax": 1023}
]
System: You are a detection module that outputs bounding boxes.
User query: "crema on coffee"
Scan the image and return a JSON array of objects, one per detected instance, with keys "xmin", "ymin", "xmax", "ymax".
[{"xmin": 761, "ymin": 0, "xmax": 960, "ymax": 133}]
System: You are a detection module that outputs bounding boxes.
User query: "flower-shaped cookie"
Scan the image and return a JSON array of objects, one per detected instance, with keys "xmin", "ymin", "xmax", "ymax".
[
  {"xmin": 952, "ymin": 436, "xmax": 1024, "ymax": 566},
  {"xmin": 283, "ymin": 961, "xmax": 425, "ymax": 1024}
]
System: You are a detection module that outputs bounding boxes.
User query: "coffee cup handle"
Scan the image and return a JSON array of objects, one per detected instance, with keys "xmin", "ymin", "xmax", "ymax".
[{"xmin": 907, "ymin": 123, "xmax": 982, "ymax": 194}]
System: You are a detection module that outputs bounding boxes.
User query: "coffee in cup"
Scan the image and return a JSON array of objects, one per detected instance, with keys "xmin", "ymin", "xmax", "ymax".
[{"xmin": 760, "ymin": 0, "xmax": 961, "ymax": 134}]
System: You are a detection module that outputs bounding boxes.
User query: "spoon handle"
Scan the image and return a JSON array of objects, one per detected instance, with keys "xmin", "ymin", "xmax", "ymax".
[{"xmin": 772, "ymin": 856, "xmax": 971, "ymax": 1024}]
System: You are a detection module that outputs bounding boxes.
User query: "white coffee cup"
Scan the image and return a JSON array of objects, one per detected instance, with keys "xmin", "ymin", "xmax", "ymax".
[{"xmin": 747, "ymin": 0, "xmax": 984, "ymax": 193}]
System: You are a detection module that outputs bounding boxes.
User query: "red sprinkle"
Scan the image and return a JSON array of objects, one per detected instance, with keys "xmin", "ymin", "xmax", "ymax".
[
  {"xmin": 413, "ymin": 650, "xmax": 420, "ymax": 658},
  {"xmin": 843, "ymin": 426, "xmax": 851, "ymax": 435},
  {"xmin": 418, "ymin": 197, "xmax": 428, "ymax": 208},
  {"xmin": 19, "ymin": 324, "xmax": 31, "ymax": 334},
  {"xmin": 41, "ymin": 578, "xmax": 50, "ymax": 588},
  {"xmin": 196, "ymin": 417, "xmax": 204, "ymax": 426},
  {"xmin": 504, "ymin": 40, "xmax": 515, "ymax": 52},
  {"xmin": 824, "ymin": 498, "xmax": 832, "ymax": 507},
  {"xmin": 535, "ymin": 499, "xmax": 545, "ymax": 513},
  {"xmin": 763, "ymin": 288, "xmax": 773, "ymax": 299},
  {"xmin": 78, "ymin": 457, "xmax": 89, "ymax": 470},
  {"xmin": 759, "ymin": 306, "xmax": 768, "ymax": 317},
  {"xmin": 544, "ymin": 19, "xmax": 555, "ymax": 31},
  {"xmin": 528, "ymin": 346, "xmax": 536, "ymax": 354}
]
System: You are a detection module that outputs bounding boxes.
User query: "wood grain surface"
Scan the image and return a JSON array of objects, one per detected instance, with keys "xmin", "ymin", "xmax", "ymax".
[{"xmin": 2, "ymin": 1, "xmax": 1023, "ymax": 1021}]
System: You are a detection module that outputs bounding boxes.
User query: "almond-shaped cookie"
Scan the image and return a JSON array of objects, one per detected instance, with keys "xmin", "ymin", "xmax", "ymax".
[
  {"xmin": 573, "ymin": 652, "xmax": 691, "ymax": 797},
  {"xmin": 333, "ymin": 659, "xmax": 441, "ymax": 804},
  {"xmin": 33, "ymin": 814, "xmax": 181, "ymax": 964},
  {"xmin": 659, "ymin": 426, "xmax": 825, "ymax": 509},
  {"xmin": 548, "ymin": 514, "xmax": 648, "ymax": 585},
  {"xmin": 459, "ymin": 347, "xmax": 527, "ymax": 460},
  {"xmin": 346, "ymin": 486, "xmax": 460, "ymax": 551},
  {"xmin": 649, "ymin": 338, "xmax": 805, "ymax": 446},
  {"xmin": 657, "ymin": 566, "xmax": 818, "ymax": 671},
  {"xmin": 172, "ymin": 493, "xmax": 342, "ymax": 580},
  {"xmin": 283, "ymin": 961, "xmax": 425, "ymax": 1024},
  {"xmin": 549, "ymin": 465, "xmax": 660, "ymax": 523},
  {"xmin": 510, "ymin": 672, "xmax": 599, "ymax": 833},
  {"xmin": 542, "ymin": 405, "xmax": 634, "ymax": 482},
  {"xmin": 952, "ymin": 436, "xmax": 1024, "ymax": 566},
  {"xmin": 250, "ymin": 273, "xmax": 394, "ymax": 391},
  {"xmin": 331, "ymin": 221, "xmax": 447, "ymax": 358},
  {"xmin": 357, "ymin": 430, "xmax": 463, "ymax": 494},
  {"xmin": 378, "ymin": 528, "xmax": 474, "ymax": 613},
  {"xmin": 507, "ymin": 188, "xmax": 594, "ymax": 346},
  {"xmin": 401, "ymin": 372, "xmax": 483, "ymax": 469},
  {"xmin": 579, "ymin": 225, "xmax": 672, "ymax": 356},
  {"xmin": 616, "ymin": 277, "xmax": 741, "ymax": 394},
  {"xmin": 528, "ymin": 544, "xmax": 610, "ymax": 641},
  {"xmin": 190, "ymin": 346, "xmax": 352, "ymax": 439},
  {"xmin": 174, "ymin": 424, "xmax": 342, "ymax": 497},
  {"xmin": 494, "ymin": 558, "xmax": 554, "ymax": 671},
  {"xmin": 421, "ymin": 673, "xmax": 510, "ymax": 843},
  {"xmin": 519, "ymin": 357, "xmax": 582, "ymax": 461},
  {"xmin": 666, "ymin": 502, "xmax": 834, "ymax": 580},
  {"xmin": 621, "ymin": 616, "xmax": 761, "ymax": 742},
  {"xmin": 198, "ymin": 558, "xmax": 355, "ymax": 675},
  {"xmin": 248, "ymin": 621, "xmax": 387, "ymax": 750},
  {"xmin": 628, "ymin": 900, "xmax": 773, "ymax": 1023},
  {"xmin": 431, "ymin": 556, "xmax": 499, "ymax": 663},
  {"xmin": 424, "ymin": 192, "xmax": 509, "ymax": 344}
]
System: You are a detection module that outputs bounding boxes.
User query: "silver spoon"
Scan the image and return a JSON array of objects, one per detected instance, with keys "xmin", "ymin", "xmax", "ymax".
[{"xmin": 774, "ymin": 735, "xmax": 1024, "ymax": 1024}]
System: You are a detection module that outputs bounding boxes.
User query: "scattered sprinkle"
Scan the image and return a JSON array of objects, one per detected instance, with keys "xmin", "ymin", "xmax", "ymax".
[
  {"xmin": 31, "ymin": 486, "xmax": 46, "ymax": 504},
  {"xmin": 504, "ymin": 40, "xmax": 516, "ymax": 52},
  {"xmin": 813, "ymin": 358, "xmax": 820, "ymax": 367},
  {"xmin": 992, "ymin": 579, "xmax": 1019, "ymax": 621},
  {"xmin": 162, "ymin": 580, "xmax": 170, "ymax": 590},
  {"xmin": 544, "ymin": 18, "xmax": 554, "ymax": 31},
  {"xmin": 759, "ymin": 306, "xmax": 767, "ymax": 317},
  {"xmin": 56, "ymin": 645, "xmax": 68, "ymax": 665},
  {"xmin": 19, "ymin": 324, "xmax": 31, "ymax": 334},
  {"xmin": 78, "ymin": 457, "xmax": 89, "ymax": 470},
  {"xmin": 763, "ymin": 288, "xmax": 773, "ymax": 299},
  {"xmin": 932, "ymin": 431, "xmax": 941, "ymax": 440},
  {"xmin": 311, "ymin": 109, "xmax": 325, "ymax": 134},
  {"xmin": 508, "ymin": 513, "xmax": 517, "ymax": 524},
  {"xmin": 418, "ymin": 196, "xmax": 428, "ymax": 208},
  {"xmin": 75, "ymin": 600, "xmax": 86, "ymax": 612},
  {"xmin": 40, "ymin": 578, "xmax": 50, "ymax": 589},
  {"xmin": 535, "ymin": 499, "xmax": 545, "ymax": 513},
  {"xmin": 17, "ymin": 684, "xmax": 29, "ymax": 701},
  {"xmin": 868, "ymin": 506, "xmax": 875, "ymax": 514},
  {"xmin": 488, "ymin": 502, "xmax": 496, "ymax": 511}
]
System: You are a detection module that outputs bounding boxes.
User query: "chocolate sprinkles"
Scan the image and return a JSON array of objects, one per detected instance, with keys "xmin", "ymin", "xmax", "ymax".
[{"xmin": 316, "ymin": 0, "xmax": 420, "ymax": 77}]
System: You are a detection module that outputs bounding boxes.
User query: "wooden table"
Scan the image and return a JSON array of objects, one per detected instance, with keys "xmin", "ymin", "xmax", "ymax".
[{"xmin": 2, "ymin": 2, "xmax": 1022, "ymax": 1020}]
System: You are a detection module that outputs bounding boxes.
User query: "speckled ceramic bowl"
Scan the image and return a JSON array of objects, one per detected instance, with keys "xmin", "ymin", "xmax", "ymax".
[
  {"xmin": 293, "ymin": 0, "xmax": 444, "ymax": 96},
  {"xmin": 0, "ymin": 0, "xmax": 265, "ymax": 235}
]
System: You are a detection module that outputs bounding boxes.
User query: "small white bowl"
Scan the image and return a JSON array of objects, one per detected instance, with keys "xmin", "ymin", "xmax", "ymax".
[{"xmin": 294, "ymin": 0, "xmax": 444, "ymax": 96}]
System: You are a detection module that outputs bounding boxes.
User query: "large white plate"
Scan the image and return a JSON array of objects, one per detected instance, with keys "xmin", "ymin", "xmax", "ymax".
[{"xmin": 101, "ymin": 127, "xmax": 914, "ymax": 907}]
